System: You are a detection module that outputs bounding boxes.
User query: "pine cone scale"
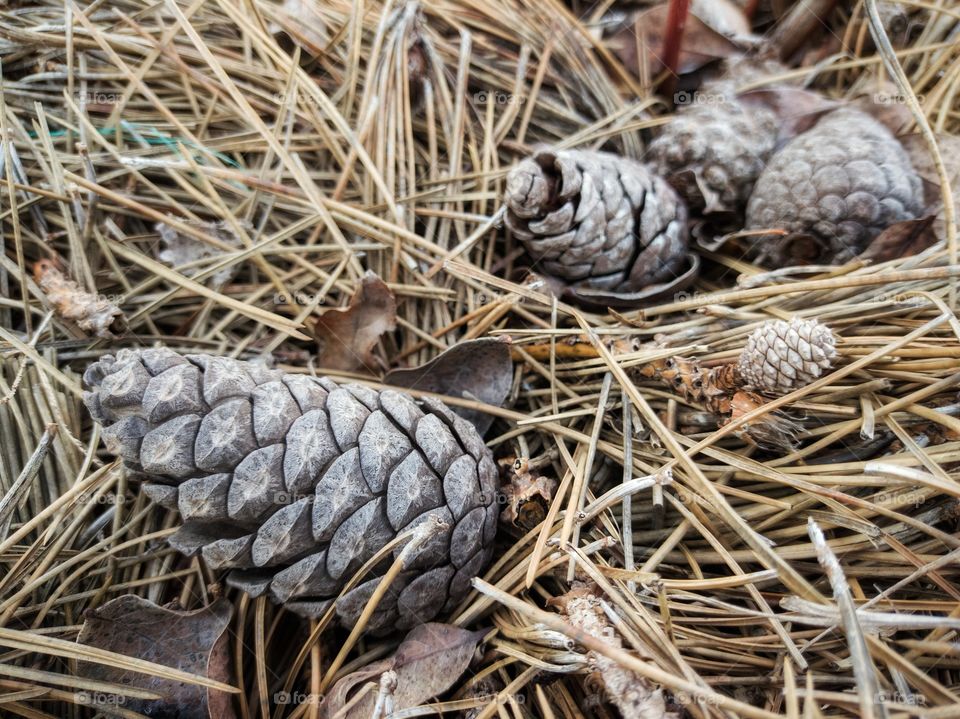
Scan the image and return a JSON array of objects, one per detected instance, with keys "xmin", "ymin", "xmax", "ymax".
[{"xmin": 84, "ymin": 349, "xmax": 498, "ymax": 632}]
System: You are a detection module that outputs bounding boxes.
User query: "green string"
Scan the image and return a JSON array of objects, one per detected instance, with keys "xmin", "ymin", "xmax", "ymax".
[{"xmin": 30, "ymin": 122, "xmax": 241, "ymax": 168}]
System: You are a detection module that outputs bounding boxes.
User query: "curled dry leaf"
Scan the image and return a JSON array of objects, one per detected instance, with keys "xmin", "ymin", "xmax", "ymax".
[
  {"xmin": 384, "ymin": 337, "xmax": 513, "ymax": 435},
  {"xmin": 320, "ymin": 622, "xmax": 485, "ymax": 719},
  {"xmin": 564, "ymin": 253, "xmax": 700, "ymax": 312},
  {"xmin": 310, "ymin": 271, "xmax": 397, "ymax": 373},
  {"xmin": 498, "ymin": 456, "xmax": 557, "ymax": 530},
  {"xmin": 156, "ymin": 218, "xmax": 244, "ymax": 289},
  {"xmin": 551, "ymin": 583, "xmax": 677, "ymax": 718},
  {"xmin": 33, "ymin": 259, "xmax": 123, "ymax": 338},
  {"xmin": 76, "ymin": 595, "xmax": 235, "ymax": 719}
]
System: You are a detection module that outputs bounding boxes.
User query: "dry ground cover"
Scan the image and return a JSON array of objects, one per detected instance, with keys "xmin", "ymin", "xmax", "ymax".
[{"xmin": 1, "ymin": 0, "xmax": 960, "ymax": 717}]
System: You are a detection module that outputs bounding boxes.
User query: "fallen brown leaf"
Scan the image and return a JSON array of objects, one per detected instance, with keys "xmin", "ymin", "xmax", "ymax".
[
  {"xmin": 611, "ymin": 5, "xmax": 750, "ymax": 78},
  {"xmin": 310, "ymin": 271, "xmax": 397, "ymax": 373},
  {"xmin": 33, "ymin": 259, "xmax": 123, "ymax": 338},
  {"xmin": 858, "ymin": 216, "xmax": 938, "ymax": 262},
  {"xmin": 76, "ymin": 595, "xmax": 235, "ymax": 719},
  {"xmin": 320, "ymin": 623, "xmax": 485, "ymax": 719},
  {"xmin": 901, "ymin": 132, "xmax": 960, "ymax": 215},
  {"xmin": 384, "ymin": 337, "xmax": 512, "ymax": 435}
]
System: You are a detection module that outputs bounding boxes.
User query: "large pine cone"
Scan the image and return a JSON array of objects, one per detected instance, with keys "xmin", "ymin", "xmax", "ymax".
[
  {"xmin": 504, "ymin": 149, "xmax": 687, "ymax": 292},
  {"xmin": 648, "ymin": 82, "xmax": 778, "ymax": 214},
  {"xmin": 83, "ymin": 348, "xmax": 498, "ymax": 633},
  {"xmin": 745, "ymin": 108, "xmax": 924, "ymax": 265}
]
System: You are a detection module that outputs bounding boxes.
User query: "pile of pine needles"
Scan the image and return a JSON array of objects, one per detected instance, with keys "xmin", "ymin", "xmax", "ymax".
[{"xmin": 1, "ymin": 0, "xmax": 959, "ymax": 717}]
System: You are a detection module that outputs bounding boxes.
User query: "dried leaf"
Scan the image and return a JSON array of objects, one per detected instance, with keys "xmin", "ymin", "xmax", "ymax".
[
  {"xmin": 691, "ymin": 0, "xmax": 751, "ymax": 38},
  {"xmin": 852, "ymin": 81, "xmax": 914, "ymax": 135},
  {"xmin": 900, "ymin": 132, "xmax": 960, "ymax": 213},
  {"xmin": 269, "ymin": 0, "xmax": 328, "ymax": 56},
  {"xmin": 858, "ymin": 216, "xmax": 938, "ymax": 262},
  {"xmin": 726, "ymin": 390, "xmax": 801, "ymax": 450},
  {"xmin": 498, "ymin": 457, "xmax": 557, "ymax": 529},
  {"xmin": 310, "ymin": 271, "xmax": 397, "ymax": 373},
  {"xmin": 384, "ymin": 337, "xmax": 512, "ymax": 434},
  {"xmin": 320, "ymin": 623, "xmax": 484, "ymax": 719},
  {"xmin": 33, "ymin": 259, "xmax": 123, "ymax": 338},
  {"xmin": 611, "ymin": 6, "xmax": 749, "ymax": 78},
  {"xmin": 737, "ymin": 88, "xmax": 839, "ymax": 140},
  {"xmin": 552, "ymin": 583, "xmax": 677, "ymax": 718},
  {"xmin": 156, "ymin": 218, "xmax": 244, "ymax": 288},
  {"xmin": 76, "ymin": 595, "xmax": 235, "ymax": 719}
]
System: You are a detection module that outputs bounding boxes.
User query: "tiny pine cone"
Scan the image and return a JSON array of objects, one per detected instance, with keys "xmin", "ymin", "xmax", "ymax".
[{"xmin": 738, "ymin": 318, "xmax": 837, "ymax": 395}]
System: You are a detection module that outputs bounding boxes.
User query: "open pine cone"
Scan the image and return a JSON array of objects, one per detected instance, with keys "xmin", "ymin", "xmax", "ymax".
[
  {"xmin": 648, "ymin": 81, "xmax": 779, "ymax": 214},
  {"xmin": 83, "ymin": 348, "xmax": 498, "ymax": 633},
  {"xmin": 504, "ymin": 149, "xmax": 688, "ymax": 293},
  {"xmin": 745, "ymin": 108, "xmax": 924, "ymax": 265}
]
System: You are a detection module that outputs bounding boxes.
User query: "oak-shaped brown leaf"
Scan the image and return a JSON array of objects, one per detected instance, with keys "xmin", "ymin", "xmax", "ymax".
[
  {"xmin": 320, "ymin": 623, "xmax": 485, "ymax": 719},
  {"xmin": 384, "ymin": 337, "xmax": 512, "ymax": 434},
  {"xmin": 859, "ymin": 216, "xmax": 938, "ymax": 262},
  {"xmin": 76, "ymin": 595, "xmax": 235, "ymax": 719},
  {"xmin": 33, "ymin": 259, "xmax": 123, "ymax": 339},
  {"xmin": 310, "ymin": 271, "xmax": 397, "ymax": 373}
]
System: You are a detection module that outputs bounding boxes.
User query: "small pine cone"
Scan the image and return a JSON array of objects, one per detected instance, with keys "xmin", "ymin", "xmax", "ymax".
[
  {"xmin": 83, "ymin": 348, "xmax": 498, "ymax": 633},
  {"xmin": 738, "ymin": 318, "xmax": 837, "ymax": 395},
  {"xmin": 648, "ymin": 83, "xmax": 779, "ymax": 214},
  {"xmin": 745, "ymin": 108, "xmax": 924, "ymax": 265},
  {"xmin": 504, "ymin": 149, "xmax": 687, "ymax": 292}
]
